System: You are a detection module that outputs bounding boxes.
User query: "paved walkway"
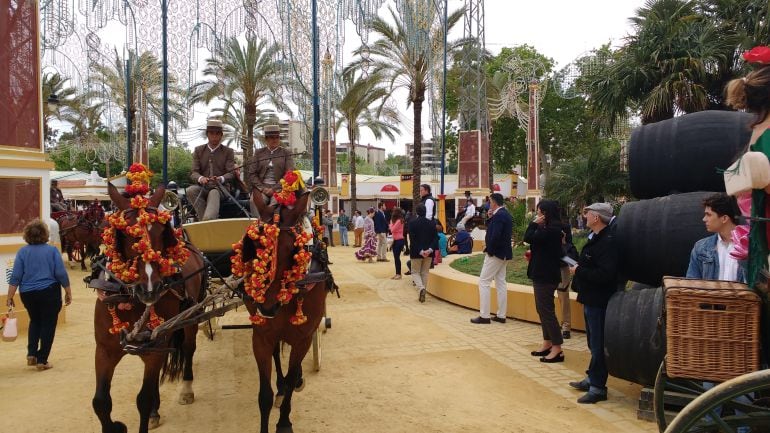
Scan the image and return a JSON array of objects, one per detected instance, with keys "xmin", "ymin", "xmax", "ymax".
[{"xmin": 322, "ymin": 245, "xmax": 656, "ymax": 432}]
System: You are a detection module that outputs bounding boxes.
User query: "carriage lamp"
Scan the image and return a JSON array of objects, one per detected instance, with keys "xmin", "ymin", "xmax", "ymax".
[{"xmin": 46, "ymin": 93, "xmax": 60, "ymax": 115}]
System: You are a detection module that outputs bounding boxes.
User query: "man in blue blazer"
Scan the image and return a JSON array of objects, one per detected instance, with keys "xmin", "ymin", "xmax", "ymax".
[
  {"xmin": 471, "ymin": 193, "xmax": 513, "ymax": 324},
  {"xmin": 374, "ymin": 202, "xmax": 389, "ymax": 261}
]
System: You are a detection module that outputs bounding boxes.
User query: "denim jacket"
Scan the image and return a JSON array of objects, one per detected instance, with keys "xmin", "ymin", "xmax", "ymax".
[{"xmin": 685, "ymin": 234, "xmax": 746, "ymax": 282}]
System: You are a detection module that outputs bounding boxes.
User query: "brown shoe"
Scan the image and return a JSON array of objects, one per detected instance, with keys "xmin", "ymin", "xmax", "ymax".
[
  {"xmin": 27, "ymin": 355, "xmax": 37, "ymax": 366},
  {"xmin": 36, "ymin": 363, "xmax": 53, "ymax": 371}
]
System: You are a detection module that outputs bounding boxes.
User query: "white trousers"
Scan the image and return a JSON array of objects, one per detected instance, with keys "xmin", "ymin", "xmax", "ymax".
[
  {"xmin": 478, "ymin": 254, "xmax": 508, "ymax": 319},
  {"xmin": 376, "ymin": 233, "xmax": 387, "ymax": 259}
]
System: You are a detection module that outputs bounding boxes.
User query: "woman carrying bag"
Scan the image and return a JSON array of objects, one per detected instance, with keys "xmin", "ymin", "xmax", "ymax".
[{"xmin": 6, "ymin": 219, "xmax": 72, "ymax": 370}]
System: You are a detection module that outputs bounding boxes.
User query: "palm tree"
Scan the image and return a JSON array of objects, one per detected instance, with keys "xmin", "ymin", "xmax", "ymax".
[
  {"xmin": 544, "ymin": 142, "xmax": 628, "ymax": 210},
  {"xmin": 589, "ymin": 0, "xmax": 735, "ymax": 128},
  {"xmin": 191, "ymin": 37, "xmax": 287, "ymax": 162},
  {"xmin": 41, "ymin": 72, "xmax": 78, "ymax": 145},
  {"xmin": 90, "ymin": 49, "xmax": 187, "ymax": 163},
  {"xmin": 335, "ymin": 70, "xmax": 399, "ymax": 213},
  {"xmin": 347, "ymin": 6, "xmax": 465, "ymax": 205}
]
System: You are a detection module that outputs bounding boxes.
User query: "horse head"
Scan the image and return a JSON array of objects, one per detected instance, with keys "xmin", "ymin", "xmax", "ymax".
[
  {"xmin": 242, "ymin": 190, "xmax": 311, "ymax": 317},
  {"xmin": 107, "ymin": 183, "xmax": 184, "ymax": 305}
]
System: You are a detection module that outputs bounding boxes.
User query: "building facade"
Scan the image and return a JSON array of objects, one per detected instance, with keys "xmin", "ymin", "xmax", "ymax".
[
  {"xmin": 405, "ymin": 139, "xmax": 441, "ymax": 172},
  {"xmin": 279, "ymin": 119, "xmax": 308, "ymax": 154},
  {"xmin": 336, "ymin": 143, "xmax": 387, "ymax": 166}
]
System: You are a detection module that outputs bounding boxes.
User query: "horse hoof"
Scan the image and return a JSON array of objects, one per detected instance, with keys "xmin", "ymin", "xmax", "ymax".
[
  {"xmin": 295, "ymin": 377, "xmax": 305, "ymax": 392},
  {"xmin": 276, "ymin": 424, "xmax": 293, "ymax": 433},
  {"xmin": 273, "ymin": 394, "xmax": 283, "ymax": 408},
  {"xmin": 178, "ymin": 392, "xmax": 195, "ymax": 405},
  {"xmin": 109, "ymin": 421, "xmax": 128, "ymax": 433},
  {"xmin": 148, "ymin": 415, "xmax": 161, "ymax": 430}
]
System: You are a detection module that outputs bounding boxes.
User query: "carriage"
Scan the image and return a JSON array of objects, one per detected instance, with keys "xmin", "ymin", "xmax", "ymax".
[
  {"xmin": 651, "ymin": 261, "xmax": 770, "ymax": 431},
  {"xmin": 87, "ymin": 165, "xmax": 336, "ymax": 433}
]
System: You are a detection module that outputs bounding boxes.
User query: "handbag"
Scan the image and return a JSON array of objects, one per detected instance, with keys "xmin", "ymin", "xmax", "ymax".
[
  {"xmin": 433, "ymin": 249, "xmax": 442, "ymax": 265},
  {"xmin": 723, "ymin": 151, "xmax": 770, "ymax": 195},
  {"xmin": 2, "ymin": 308, "xmax": 18, "ymax": 342}
]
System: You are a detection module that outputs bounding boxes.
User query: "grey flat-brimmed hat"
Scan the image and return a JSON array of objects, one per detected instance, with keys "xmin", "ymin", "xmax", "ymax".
[
  {"xmin": 201, "ymin": 118, "xmax": 224, "ymax": 131},
  {"xmin": 264, "ymin": 124, "xmax": 280, "ymax": 137},
  {"xmin": 584, "ymin": 202, "xmax": 613, "ymax": 223}
]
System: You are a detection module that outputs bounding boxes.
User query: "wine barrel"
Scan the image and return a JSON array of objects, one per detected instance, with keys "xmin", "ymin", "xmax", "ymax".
[
  {"xmin": 615, "ymin": 192, "xmax": 711, "ymax": 287},
  {"xmin": 605, "ymin": 286, "xmax": 666, "ymax": 387},
  {"xmin": 629, "ymin": 111, "xmax": 753, "ymax": 199}
]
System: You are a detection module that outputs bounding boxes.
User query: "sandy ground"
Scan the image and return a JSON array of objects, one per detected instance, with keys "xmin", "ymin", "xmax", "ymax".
[{"xmin": 0, "ymin": 247, "xmax": 657, "ymax": 433}]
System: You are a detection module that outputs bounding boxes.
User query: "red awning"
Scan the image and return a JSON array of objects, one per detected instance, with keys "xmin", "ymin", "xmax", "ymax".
[
  {"xmin": 493, "ymin": 183, "xmax": 501, "ymax": 191},
  {"xmin": 380, "ymin": 184, "xmax": 399, "ymax": 192}
]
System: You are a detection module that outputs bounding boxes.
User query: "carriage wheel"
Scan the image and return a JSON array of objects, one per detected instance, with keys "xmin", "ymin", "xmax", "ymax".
[
  {"xmin": 654, "ymin": 359, "xmax": 709, "ymax": 432},
  {"xmin": 311, "ymin": 328, "xmax": 321, "ymax": 372},
  {"xmin": 664, "ymin": 369, "xmax": 770, "ymax": 433}
]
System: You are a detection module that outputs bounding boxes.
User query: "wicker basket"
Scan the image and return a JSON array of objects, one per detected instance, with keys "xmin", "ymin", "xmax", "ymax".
[{"xmin": 662, "ymin": 277, "xmax": 761, "ymax": 382}]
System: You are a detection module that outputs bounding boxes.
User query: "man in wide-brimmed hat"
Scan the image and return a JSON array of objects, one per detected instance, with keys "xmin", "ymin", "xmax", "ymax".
[
  {"xmin": 187, "ymin": 118, "xmax": 236, "ymax": 220},
  {"xmin": 247, "ymin": 123, "xmax": 295, "ymax": 211}
]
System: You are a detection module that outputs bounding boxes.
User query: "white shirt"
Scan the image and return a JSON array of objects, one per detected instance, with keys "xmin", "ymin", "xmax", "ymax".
[
  {"xmin": 717, "ymin": 236, "xmax": 739, "ymax": 281},
  {"xmin": 354, "ymin": 215, "xmax": 365, "ymax": 229},
  {"xmin": 465, "ymin": 203, "xmax": 476, "ymax": 218},
  {"xmin": 424, "ymin": 197, "xmax": 435, "ymax": 220}
]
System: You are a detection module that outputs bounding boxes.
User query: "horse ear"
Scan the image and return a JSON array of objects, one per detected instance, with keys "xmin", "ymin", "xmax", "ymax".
[
  {"xmin": 148, "ymin": 185, "xmax": 165, "ymax": 209},
  {"xmin": 283, "ymin": 192, "xmax": 310, "ymax": 227},
  {"xmin": 108, "ymin": 183, "xmax": 130, "ymax": 210}
]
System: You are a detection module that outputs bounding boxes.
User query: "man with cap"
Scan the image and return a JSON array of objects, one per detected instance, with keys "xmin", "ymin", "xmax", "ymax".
[
  {"xmin": 568, "ymin": 202, "xmax": 618, "ymax": 404},
  {"xmin": 50, "ymin": 179, "xmax": 66, "ymax": 212},
  {"xmin": 248, "ymin": 123, "xmax": 295, "ymax": 212},
  {"xmin": 187, "ymin": 118, "xmax": 236, "ymax": 221}
]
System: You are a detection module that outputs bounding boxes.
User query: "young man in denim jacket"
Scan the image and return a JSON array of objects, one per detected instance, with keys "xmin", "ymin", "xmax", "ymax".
[{"xmin": 686, "ymin": 193, "xmax": 746, "ymax": 282}]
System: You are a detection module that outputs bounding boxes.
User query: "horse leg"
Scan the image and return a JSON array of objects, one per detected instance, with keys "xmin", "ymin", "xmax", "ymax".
[
  {"xmin": 178, "ymin": 324, "xmax": 197, "ymax": 405},
  {"xmin": 253, "ymin": 334, "xmax": 275, "ymax": 433},
  {"xmin": 93, "ymin": 346, "xmax": 127, "ymax": 433},
  {"xmin": 149, "ymin": 385, "xmax": 161, "ymax": 430},
  {"xmin": 80, "ymin": 244, "xmax": 88, "ymax": 271},
  {"xmin": 136, "ymin": 355, "xmax": 163, "ymax": 433},
  {"xmin": 276, "ymin": 338, "xmax": 313, "ymax": 433},
  {"xmin": 273, "ymin": 342, "xmax": 286, "ymax": 408}
]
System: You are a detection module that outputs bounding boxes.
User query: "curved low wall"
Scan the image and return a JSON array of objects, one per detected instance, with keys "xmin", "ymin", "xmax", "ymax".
[{"xmin": 427, "ymin": 254, "xmax": 585, "ymax": 331}]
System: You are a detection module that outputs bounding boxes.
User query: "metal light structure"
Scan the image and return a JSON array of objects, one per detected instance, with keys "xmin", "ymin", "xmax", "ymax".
[{"xmin": 40, "ymin": 0, "xmax": 389, "ymax": 181}]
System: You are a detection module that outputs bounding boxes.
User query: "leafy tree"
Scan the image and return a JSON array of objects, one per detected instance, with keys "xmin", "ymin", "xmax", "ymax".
[
  {"xmin": 191, "ymin": 38, "xmax": 288, "ymax": 162},
  {"xmin": 148, "ymin": 143, "xmax": 193, "ymax": 187},
  {"xmin": 335, "ymin": 70, "xmax": 398, "ymax": 213},
  {"xmin": 348, "ymin": 6, "xmax": 465, "ymax": 206},
  {"xmin": 41, "ymin": 72, "xmax": 78, "ymax": 146},
  {"xmin": 336, "ymin": 152, "xmax": 376, "ymax": 176},
  {"xmin": 588, "ymin": 0, "xmax": 736, "ymax": 126},
  {"xmin": 377, "ymin": 153, "xmax": 412, "ymax": 176},
  {"xmin": 89, "ymin": 49, "xmax": 188, "ymax": 162},
  {"xmin": 544, "ymin": 140, "xmax": 629, "ymax": 211}
]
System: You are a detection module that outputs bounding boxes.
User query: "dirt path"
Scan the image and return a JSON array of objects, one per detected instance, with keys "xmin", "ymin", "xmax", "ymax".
[{"xmin": 0, "ymin": 247, "xmax": 656, "ymax": 433}]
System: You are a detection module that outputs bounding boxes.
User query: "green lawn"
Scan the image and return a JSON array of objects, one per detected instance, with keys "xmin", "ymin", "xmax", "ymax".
[{"xmin": 449, "ymin": 245, "xmax": 531, "ymax": 285}]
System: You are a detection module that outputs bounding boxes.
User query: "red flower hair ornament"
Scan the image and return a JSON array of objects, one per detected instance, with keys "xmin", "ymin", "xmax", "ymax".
[{"xmin": 742, "ymin": 46, "xmax": 770, "ymax": 65}]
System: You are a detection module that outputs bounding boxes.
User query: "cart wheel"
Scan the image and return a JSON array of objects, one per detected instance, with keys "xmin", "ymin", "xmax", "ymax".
[
  {"xmin": 654, "ymin": 359, "xmax": 713, "ymax": 433},
  {"xmin": 665, "ymin": 369, "xmax": 770, "ymax": 433},
  {"xmin": 311, "ymin": 329, "xmax": 321, "ymax": 372}
]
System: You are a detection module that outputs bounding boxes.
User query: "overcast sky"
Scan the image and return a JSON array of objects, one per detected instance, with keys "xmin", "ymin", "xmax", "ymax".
[{"xmin": 337, "ymin": 0, "xmax": 644, "ymax": 155}]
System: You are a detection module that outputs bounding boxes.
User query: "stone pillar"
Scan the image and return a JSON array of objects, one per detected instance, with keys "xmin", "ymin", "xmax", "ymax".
[{"xmin": 457, "ymin": 130, "xmax": 490, "ymax": 191}]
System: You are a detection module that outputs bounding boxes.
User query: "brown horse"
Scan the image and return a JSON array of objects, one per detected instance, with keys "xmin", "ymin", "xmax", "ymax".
[
  {"xmin": 56, "ymin": 210, "xmax": 103, "ymax": 270},
  {"xmin": 91, "ymin": 184, "xmax": 206, "ymax": 433},
  {"xmin": 244, "ymin": 191, "xmax": 335, "ymax": 433}
]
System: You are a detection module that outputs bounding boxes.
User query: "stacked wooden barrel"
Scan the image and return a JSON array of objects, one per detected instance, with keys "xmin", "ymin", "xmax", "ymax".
[{"xmin": 604, "ymin": 111, "xmax": 752, "ymax": 386}]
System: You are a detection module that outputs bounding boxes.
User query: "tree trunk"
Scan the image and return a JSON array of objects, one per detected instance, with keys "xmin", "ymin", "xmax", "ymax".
[
  {"xmin": 349, "ymin": 125, "xmax": 357, "ymax": 214},
  {"xmin": 412, "ymin": 93, "xmax": 424, "ymax": 208},
  {"xmin": 244, "ymin": 102, "xmax": 256, "ymax": 163}
]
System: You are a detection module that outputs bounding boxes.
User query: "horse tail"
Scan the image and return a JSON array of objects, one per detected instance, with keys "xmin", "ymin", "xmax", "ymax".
[{"xmin": 160, "ymin": 327, "xmax": 186, "ymax": 384}]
